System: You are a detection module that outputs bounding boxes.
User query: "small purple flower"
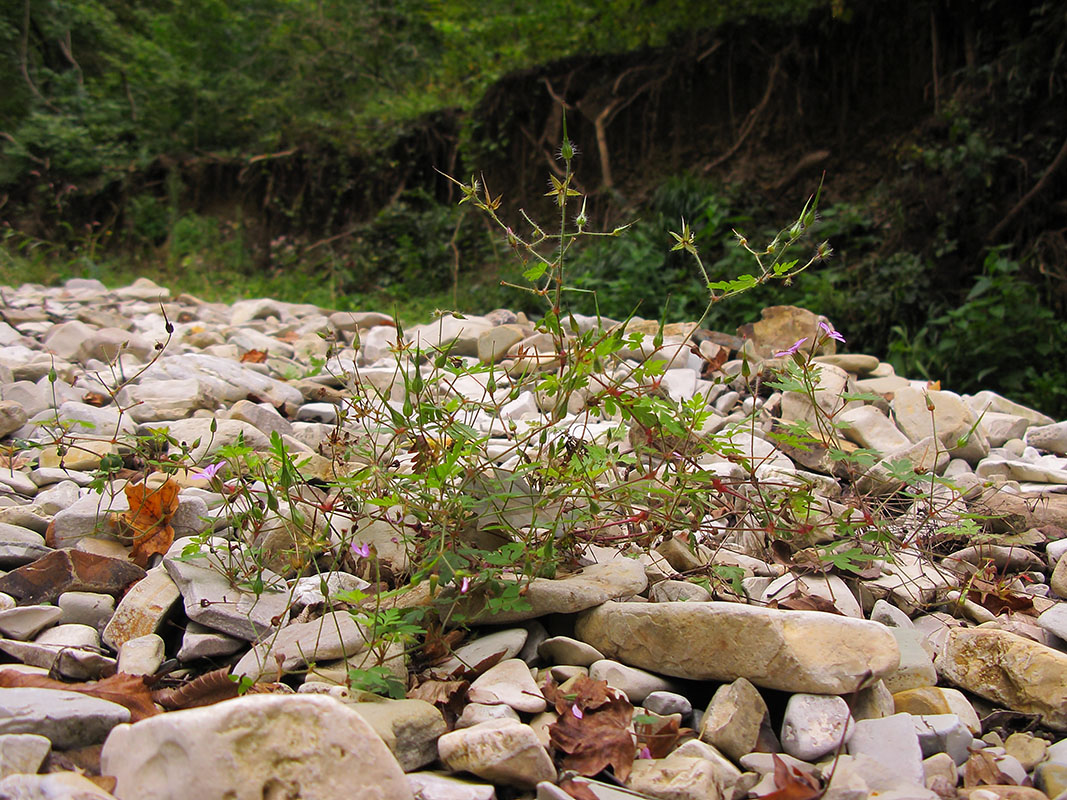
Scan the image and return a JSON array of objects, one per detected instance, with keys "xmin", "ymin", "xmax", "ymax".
[
  {"xmin": 460, "ymin": 576, "xmax": 471, "ymax": 594},
  {"xmin": 638, "ymin": 746, "xmax": 652, "ymax": 759},
  {"xmin": 773, "ymin": 337, "xmax": 807, "ymax": 358},
  {"xmin": 572, "ymin": 705, "xmax": 583, "ymax": 720},
  {"xmin": 351, "ymin": 542, "xmax": 370, "ymax": 558},
  {"xmin": 192, "ymin": 461, "xmax": 225, "ymax": 481},
  {"xmin": 818, "ymin": 321, "xmax": 846, "ymax": 343}
]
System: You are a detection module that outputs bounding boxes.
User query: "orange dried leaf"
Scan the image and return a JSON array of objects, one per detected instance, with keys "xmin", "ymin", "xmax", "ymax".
[
  {"xmin": 635, "ymin": 715, "xmax": 684, "ymax": 759},
  {"xmin": 963, "ymin": 749, "xmax": 1014, "ymax": 787},
  {"xmin": 240, "ymin": 349, "xmax": 268, "ymax": 363},
  {"xmin": 118, "ymin": 478, "xmax": 180, "ymax": 568},
  {"xmin": 153, "ymin": 668, "xmax": 240, "ymax": 710}
]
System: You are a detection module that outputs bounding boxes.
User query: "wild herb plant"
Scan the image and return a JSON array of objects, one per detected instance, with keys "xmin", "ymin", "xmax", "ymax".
[{"xmin": 24, "ymin": 131, "xmax": 992, "ymax": 699}]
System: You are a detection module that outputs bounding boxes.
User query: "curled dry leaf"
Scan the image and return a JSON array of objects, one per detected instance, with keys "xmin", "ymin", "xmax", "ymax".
[
  {"xmin": 0, "ymin": 669, "xmax": 158, "ymax": 722},
  {"xmin": 115, "ymin": 477, "xmax": 180, "ymax": 568},
  {"xmin": 409, "ymin": 678, "xmax": 470, "ymax": 720},
  {"xmin": 152, "ymin": 668, "xmax": 240, "ymax": 710},
  {"xmin": 240, "ymin": 349, "xmax": 268, "ymax": 363},
  {"xmin": 771, "ymin": 591, "xmax": 846, "ymax": 615},
  {"xmin": 963, "ymin": 749, "xmax": 1014, "ymax": 787},
  {"xmin": 634, "ymin": 715, "xmax": 685, "ymax": 759}
]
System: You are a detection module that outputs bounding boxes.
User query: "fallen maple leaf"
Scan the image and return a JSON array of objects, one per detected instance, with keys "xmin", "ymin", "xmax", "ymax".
[
  {"xmin": 548, "ymin": 679, "xmax": 636, "ymax": 782},
  {"xmin": 116, "ymin": 478, "xmax": 180, "ymax": 568},
  {"xmin": 240, "ymin": 349, "xmax": 268, "ymax": 363},
  {"xmin": 759, "ymin": 754, "xmax": 823, "ymax": 800},
  {"xmin": 0, "ymin": 670, "xmax": 158, "ymax": 722}
]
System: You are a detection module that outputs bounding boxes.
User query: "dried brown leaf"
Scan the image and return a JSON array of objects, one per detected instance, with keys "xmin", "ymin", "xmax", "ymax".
[
  {"xmin": 771, "ymin": 591, "xmax": 845, "ymax": 615},
  {"xmin": 240, "ymin": 349, "xmax": 268, "ymax": 363},
  {"xmin": 549, "ymin": 690, "xmax": 636, "ymax": 782},
  {"xmin": 152, "ymin": 668, "xmax": 240, "ymax": 710},
  {"xmin": 0, "ymin": 669, "xmax": 158, "ymax": 722},
  {"xmin": 635, "ymin": 716, "xmax": 684, "ymax": 759},
  {"xmin": 558, "ymin": 777, "xmax": 600, "ymax": 800}
]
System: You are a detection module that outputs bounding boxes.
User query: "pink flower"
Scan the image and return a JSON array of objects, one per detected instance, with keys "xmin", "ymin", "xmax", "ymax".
[
  {"xmin": 572, "ymin": 705, "xmax": 583, "ymax": 719},
  {"xmin": 192, "ymin": 462, "xmax": 225, "ymax": 481},
  {"xmin": 773, "ymin": 338, "xmax": 807, "ymax": 358},
  {"xmin": 351, "ymin": 542, "xmax": 370, "ymax": 558},
  {"xmin": 460, "ymin": 577, "xmax": 471, "ymax": 594},
  {"xmin": 638, "ymin": 746, "xmax": 652, "ymax": 759},
  {"xmin": 818, "ymin": 321, "xmax": 846, "ymax": 343}
]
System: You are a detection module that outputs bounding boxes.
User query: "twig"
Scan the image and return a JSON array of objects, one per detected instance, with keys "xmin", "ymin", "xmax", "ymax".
[{"xmin": 988, "ymin": 134, "xmax": 1067, "ymax": 242}]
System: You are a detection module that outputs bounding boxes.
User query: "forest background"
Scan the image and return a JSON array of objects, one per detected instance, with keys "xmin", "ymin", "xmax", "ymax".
[{"xmin": 1, "ymin": 0, "xmax": 1066, "ymax": 414}]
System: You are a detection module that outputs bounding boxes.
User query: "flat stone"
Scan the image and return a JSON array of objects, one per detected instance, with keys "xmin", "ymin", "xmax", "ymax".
[
  {"xmin": 0, "ymin": 549, "xmax": 145, "ymax": 605},
  {"xmin": 464, "ymin": 560, "xmax": 647, "ymax": 624},
  {"xmin": 892, "ymin": 687, "xmax": 981, "ymax": 734},
  {"xmin": 588, "ymin": 659, "xmax": 675, "ymax": 704},
  {"xmin": 781, "ymin": 693, "xmax": 853, "ymax": 761},
  {"xmin": 0, "ymin": 687, "xmax": 130, "ymax": 748},
  {"xmin": 101, "ymin": 565, "xmax": 181, "ymax": 650},
  {"xmin": 537, "ymin": 636, "xmax": 604, "ymax": 667},
  {"xmin": 0, "ymin": 732, "xmax": 51, "ymax": 778},
  {"xmin": 431, "ymin": 628, "xmax": 528, "ymax": 678},
  {"xmin": 101, "ymin": 694, "xmax": 412, "ymax": 800},
  {"xmin": 437, "ymin": 719, "xmax": 556, "ymax": 789},
  {"xmin": 467, "ymin": 659, "xmax": 546, "ymax": 713},
  {"xmin": 456, "ymin": 702, "xmax": 522, "ymax": 729},
  {"xmin": 233, "ymin": 610, "xmax": 369, "ymax": 681},
  {"xmin": 0, "ymin": 605, "xmax": 63, "ymax": 640},
  {"xmin": 177, "ymin": 620, "xmax": 245, "ymax": 662},
  {"xmin": 883, "ymin": 627, "xmax": 938, "ymax": 692},
  {"xmin": 163, "ymin": 544, "xmax": 289, "ymax": 641},
  {"xmin": 118, "ymin": 378, "xmax": 218, "ymax": 423},
  {"xmin": 965, "ymin": 391, "xmax": 1054, "ymax": 427},
  {"xmin": 838, "ymin": 404, "xmax": 913, "ymax": 455},
  {"xmin": 574, "ymin": 601, "xmax": 899, "ymax": 694},
  {"xmin": 644, "ymin": 691, "xmax": 692, "ymax": 719},
  {"xmin": 0, "ymin": 526, "xmax": 48, "ymax": 571},
  {"xmin": 936, "ymin": 627, "xmax": 1067, "ymax": 730}
]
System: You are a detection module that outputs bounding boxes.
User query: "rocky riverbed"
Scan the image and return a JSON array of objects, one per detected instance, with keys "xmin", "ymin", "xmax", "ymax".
[{"xmin": 3, "ymin": 277, "xmax": 1067, "ymax": 800}]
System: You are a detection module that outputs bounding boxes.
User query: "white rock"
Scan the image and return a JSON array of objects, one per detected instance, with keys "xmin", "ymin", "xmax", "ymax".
[
  {"xmin": 847, "ymin": 713, "xmax": 925, "ymax": 787},
  {"xmin": 437, "ymin": 719, "xmax": 556, "ymax": 789},
  {"xmin": 467, "ymin": 659, "xmax": 546, "ymax": 713},
  {"xmin": 101, "ymin": 694, "xmax": 413, "ymax": 800},
  {"xmin": 781, "ymin": 693, "xmax": 854, "ymax": 761}
]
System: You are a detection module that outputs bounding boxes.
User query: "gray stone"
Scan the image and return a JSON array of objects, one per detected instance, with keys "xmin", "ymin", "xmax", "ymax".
[
  {"xmin": 0, "ymin": 688, "xmax": 130, "ymax": 748},
  {"xmin": 883, "ymin": 627, "xmax": 938, "ymax": 692},
  {"xmin": 575, "ymin": 601, "xmax": 899, "ymax": 694},
  {"xmin": 537, "ymin": 636, "xmax": 604, "ymax": 667},
  {"xmin": 163, "ymin": 542, "xmax": 289, "ymax": 641},
  {"xmin": 847, "ymin": 713, "xmax": 925, "ymax": 787},
  {"xmin": 101, "ymin": 694, "xmax": 412, "ymax": 800},
  {"xmin": 176, "ymin": 620, "xmax": 245, "ymax": 662},
  {"xmin": 781, "ymin": 693, "xmax": 853, "ymax": 761},
  {"xmin": 456, "ymin": 702, "xmax": 522, "ymax": 729},
  {"xmin": 912, "ymin": 714, "xmax": 973, "ymax": 765},
  {"xmin": 0, "ymin": 605, "xmax": 63, "ymax": 640},
  {"xmin": 0, "ymin": 402, "xmax": 27, "ymax": 439},
  {"xmin": 233, "ymin": 610, "xmax": 370, "ymax": 681},
  {"xmin": 644, "ymin": 691, "xmax": 693, "ymax": 719},
  {"xmin": 58, "ymin": 591, "xmax": 115, "ymax": 631},
  {"xmin": 588, "ymin": 659, "xmax": 675, "ymax": 704}
]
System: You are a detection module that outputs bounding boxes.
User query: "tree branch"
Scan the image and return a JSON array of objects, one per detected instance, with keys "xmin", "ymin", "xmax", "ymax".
[{"xmin": 988, "ymin": 134, "xmax": 1067, "ymax": 243}]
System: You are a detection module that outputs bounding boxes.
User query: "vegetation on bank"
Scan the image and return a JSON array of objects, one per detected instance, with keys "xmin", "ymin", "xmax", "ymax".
[{"xmin": 2, "ymin": 0, "xmax": 1066, "ymax": 414}]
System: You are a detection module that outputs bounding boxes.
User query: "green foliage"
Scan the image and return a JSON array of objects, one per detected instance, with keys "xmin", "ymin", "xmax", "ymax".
[{"xmin": 888, "ymin": 250, "xmax": 1067, "ymax": 414}]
